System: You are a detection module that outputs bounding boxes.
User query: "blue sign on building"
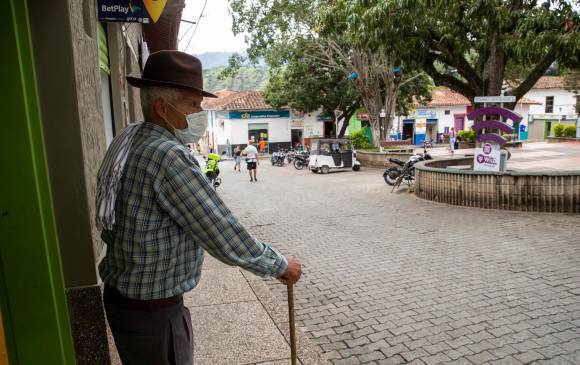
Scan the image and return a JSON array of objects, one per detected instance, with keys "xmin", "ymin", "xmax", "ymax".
[
  {"xmin": 98, "ymin": 0, "xmax": 165, "ymax": 23},
  {"xmin": 229, "ymin": 110, "xmax": 290, "ymax": 119}
]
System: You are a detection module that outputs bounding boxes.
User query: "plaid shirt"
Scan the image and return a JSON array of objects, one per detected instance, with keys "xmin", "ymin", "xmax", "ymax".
[{"xmin": 98, "ymin": 123, "xmax": 288, "ymax": 300}]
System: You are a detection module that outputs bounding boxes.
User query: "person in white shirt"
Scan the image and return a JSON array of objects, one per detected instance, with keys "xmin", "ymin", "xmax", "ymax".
[{"xmin": 242, "ymin": 140, "xmax": 259, "ymax": 182}]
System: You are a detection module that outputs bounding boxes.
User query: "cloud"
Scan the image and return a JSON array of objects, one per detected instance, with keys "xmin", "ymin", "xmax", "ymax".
[{"xmin": 178, "ymin": 0, "xmax": 246, "ymax": 54}]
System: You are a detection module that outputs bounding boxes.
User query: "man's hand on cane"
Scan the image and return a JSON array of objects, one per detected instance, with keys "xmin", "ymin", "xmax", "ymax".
[{"xmin": 279, "ymin": 256, "xmax": 302, "ymax": 285}]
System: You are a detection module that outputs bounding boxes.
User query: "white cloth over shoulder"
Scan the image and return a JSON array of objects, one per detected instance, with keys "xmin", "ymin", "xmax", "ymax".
[{"xmin": 95, "ymin": 123, "xmax": 143, "ymax": 231}]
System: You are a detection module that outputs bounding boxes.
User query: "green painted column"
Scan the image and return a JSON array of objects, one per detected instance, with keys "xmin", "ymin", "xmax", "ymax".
[{"xmin": 0, "ymin": 0, "xmax": 76, "ymax": 363}]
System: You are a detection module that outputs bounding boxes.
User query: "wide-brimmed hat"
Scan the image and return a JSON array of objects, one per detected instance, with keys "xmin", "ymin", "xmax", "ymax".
[{"xmin": 126, "ymin": 50, "xmax": 217, "ymax": 98}]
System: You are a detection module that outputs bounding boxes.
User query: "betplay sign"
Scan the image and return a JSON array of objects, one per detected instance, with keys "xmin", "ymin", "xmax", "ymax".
[{"xmin": 98, "ymin": 0, "xmax": 167, "ymax": 23}]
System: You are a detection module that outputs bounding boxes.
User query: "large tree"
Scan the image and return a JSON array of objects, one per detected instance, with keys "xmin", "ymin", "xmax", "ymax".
[
  {"xmin": 262, "ymin": 39, "xmax": 361, "ymax": 137},
  {"xmin": 227, "ymin": 0, "xmax": 431, "ymax": 145},
  {"xmin": 333, "ymin": 0, "xmax": 580, "ymax": 109}
]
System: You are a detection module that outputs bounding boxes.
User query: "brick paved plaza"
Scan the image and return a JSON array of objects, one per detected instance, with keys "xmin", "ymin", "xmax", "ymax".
[{"xmin": 217, "ymin": 157, "xmax": 580, "ymax": 365}]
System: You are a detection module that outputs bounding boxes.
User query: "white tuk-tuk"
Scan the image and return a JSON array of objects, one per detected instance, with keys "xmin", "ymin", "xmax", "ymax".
[{"xmin": 308, "ymin": 137, "xmax": 361, "ymax": 174}]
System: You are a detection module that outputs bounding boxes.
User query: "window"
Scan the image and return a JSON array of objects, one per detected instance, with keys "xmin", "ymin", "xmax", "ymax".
[
  {"xmin": 545, "ymin": 96, "xmax": 554, "ymax": 113},
  {"xmin": 444, "ymin": 110, "xmax": 450, "ymax": 115},
  {"xmin": 576, "ymin": 95, "xmax": 580, "ymax": 114}
]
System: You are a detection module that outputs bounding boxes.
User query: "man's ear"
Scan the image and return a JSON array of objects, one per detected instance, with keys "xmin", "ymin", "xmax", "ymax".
[{"xmin": 153, "ymin": 97, "xmax": 167, "ymax": 119}]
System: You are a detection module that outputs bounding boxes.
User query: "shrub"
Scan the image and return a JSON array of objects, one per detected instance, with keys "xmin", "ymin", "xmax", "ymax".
[
  {"xmin": 457, "ymin": 129, "xmax": 475, "ymax": 143},
  {"xmin": 349, "ymin": 129, "xmax": 371, "ymax": 149},
  {"xmin": 564, "ymin": 125, "xmax": 577, "ymax": 138},
  {"xmin": 553, "ymin": 124, "xmax": 565, "ymax": 137}
]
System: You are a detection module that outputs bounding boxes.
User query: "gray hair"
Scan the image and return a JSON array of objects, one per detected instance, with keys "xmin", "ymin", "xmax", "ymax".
[{"xmin": 140, "ymin": 86, "xmax": 182, "ymax": 120}]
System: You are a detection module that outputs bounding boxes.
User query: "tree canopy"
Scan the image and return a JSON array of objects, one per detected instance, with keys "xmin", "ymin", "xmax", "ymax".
[
  {"xmin": 322, "ymin": 0, "xmax": 580, "ymax": 107},
  {"xmin": 227, "ymin": 0, "xmax": 432, "ymax": 144}
]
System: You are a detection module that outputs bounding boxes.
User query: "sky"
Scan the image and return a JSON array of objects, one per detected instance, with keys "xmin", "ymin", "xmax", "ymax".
[{"xmin": 177, "ymin": 0, "xmax": 246, "ymax": 55}]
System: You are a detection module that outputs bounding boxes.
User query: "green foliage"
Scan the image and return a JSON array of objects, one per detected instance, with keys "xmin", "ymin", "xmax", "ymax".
[
  {"xmin": 553, "ymin": 124, "xmax": 565, "ymax": 137},
  {"xmin": 320, "ymin": 1, "xmax": 580, "ymax": 104},
  {"xmin": 349, "ymin": 129, "xmax": 371, "ymax": 149},
  {"xmin": 203, "ymin": 66, "xmax": 270, "ymax": 92},
  {"xmin": 564, "ymin": 125, "xmax": 577, "ymax": 137},
  {"xmin": 263, "ymin": 38, "xmax": 360, "ymax": 115},
  {"xmin": 458, "ymin": 130, "xmax": 475, "ymax": 143}
]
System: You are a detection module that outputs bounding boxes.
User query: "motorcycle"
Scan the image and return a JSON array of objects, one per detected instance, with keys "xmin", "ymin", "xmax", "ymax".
[
  {"xmin": 383, "ymin": 148, "xmax": 432, "ymax": 189},
  {"xmin": 293, "ymin": 153, "xmax": 310, "ymax": 170},
  {"xmin": 270, "ymin": 151, "xmax": 287, "ymax": 166},
  {"xmin": 203, "ymin": 153, "xmax": 222, "ymax": 190}
]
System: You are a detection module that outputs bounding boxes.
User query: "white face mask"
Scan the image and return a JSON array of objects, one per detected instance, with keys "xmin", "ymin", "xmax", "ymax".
[{"xmin": 166, "ymin": 103, "xmax": 208, "ymax": 145}]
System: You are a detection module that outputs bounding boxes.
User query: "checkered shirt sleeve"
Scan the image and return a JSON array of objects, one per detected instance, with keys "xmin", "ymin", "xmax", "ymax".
[{"xmin": 156, "ymin": 147, "xmax": 288, "ymax": 278}]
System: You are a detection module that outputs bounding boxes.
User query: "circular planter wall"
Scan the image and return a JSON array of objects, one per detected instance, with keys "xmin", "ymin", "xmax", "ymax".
[
  {"xmin": 356, "ymin": 150, "xmax": 414, "ymax": 168},
  {"xmin": 415, "ymin": 158, "xmax": 580, "ymax": 213}
]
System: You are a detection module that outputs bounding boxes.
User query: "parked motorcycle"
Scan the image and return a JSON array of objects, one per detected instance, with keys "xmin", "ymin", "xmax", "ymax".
[
  {"xmin": 383, "ymin": 148, "xmax": 432, "ymax": 190},
  {"xmin": 293, "ymin": 153, "xmax": 310, "ymax": 170},
  {"xmin": 270, "ymin": 151, "xmax": 287, "ymax": 166}
]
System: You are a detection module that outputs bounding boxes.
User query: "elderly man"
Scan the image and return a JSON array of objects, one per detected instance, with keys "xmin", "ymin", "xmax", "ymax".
[{"xmin": 96, "ymin": 51, "xmax": 302, "ymax": 365}]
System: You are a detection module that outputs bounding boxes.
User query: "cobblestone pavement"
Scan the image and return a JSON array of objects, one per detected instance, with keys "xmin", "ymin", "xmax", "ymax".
[
  {"xmin": 426, "ymin": 141, "xmax": 580, "ymax": 171},
  {"xmin": 217, "ymin": 160, "xmax": 580, "ymax": 365}
]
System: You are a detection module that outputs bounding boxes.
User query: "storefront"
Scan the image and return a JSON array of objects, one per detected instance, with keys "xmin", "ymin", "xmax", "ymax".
[{"xmin": 204, "ymin": 91, "xmax": 324, "ymax": 153}]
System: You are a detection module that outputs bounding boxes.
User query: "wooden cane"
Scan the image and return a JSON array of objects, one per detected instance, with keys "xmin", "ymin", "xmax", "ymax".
[{"xmin": 287, "ymin": 283, "xmax": 297, "ymax": 365}]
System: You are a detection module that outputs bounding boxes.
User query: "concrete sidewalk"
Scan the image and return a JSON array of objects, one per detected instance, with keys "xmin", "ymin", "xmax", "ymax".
[{"xmin": 108, "ymin": 255, "xmax": 326, "ymax": 365}]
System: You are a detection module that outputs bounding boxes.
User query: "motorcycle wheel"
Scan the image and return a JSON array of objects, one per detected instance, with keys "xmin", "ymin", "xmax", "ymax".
[
  {"xmin": 294, "ymin": 159, "xmax": 304, "ymax": 170},
  {"xmin": 383, "ymin": 168, "xmax": 400, "ymax": 186}
]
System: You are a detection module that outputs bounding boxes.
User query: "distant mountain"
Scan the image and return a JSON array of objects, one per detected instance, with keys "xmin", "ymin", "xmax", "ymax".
[
  {"xmin": 195, "ymin": 52, "xmax": 236, "ymax": 69},
  {"xmin": 195, "ymin": 51, "xmax": 266, "ymax": 70},
  {"xmin": 203, "ymin": 66, "xmax": 270, "ymax": 92}
]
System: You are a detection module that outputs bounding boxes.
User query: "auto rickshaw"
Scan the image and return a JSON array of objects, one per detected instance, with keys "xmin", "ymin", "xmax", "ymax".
[{"xmin": 308, "ymin": 137, "xmax": 361, "ymax": 174}]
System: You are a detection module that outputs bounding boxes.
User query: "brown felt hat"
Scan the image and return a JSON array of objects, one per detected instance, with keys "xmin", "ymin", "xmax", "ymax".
[{"xmin": 126, "ymin": 50, "xmax": 217, "ymax": 98}]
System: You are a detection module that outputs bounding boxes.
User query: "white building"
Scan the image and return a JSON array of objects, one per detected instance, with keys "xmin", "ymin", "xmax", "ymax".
[
  {"xmin": 393, "ymin": 89, "xmax": 538, "ymax": 144},
  {"xmin": 523, "ymin": 76, "xmax": 579, "ymax": 140},
  {"xmin": 202, "ymin": 90, "xmax": 325, "ymax": 154}
]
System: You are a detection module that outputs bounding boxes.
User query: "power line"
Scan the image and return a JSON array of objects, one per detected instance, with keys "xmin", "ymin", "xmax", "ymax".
[
  {"xmin": 184, "ymin": 0, "xmax": 208, "ymax": 53},
  {"xmin": 178, "ymin": 21, "xmax": 194, "ymax": 43}
]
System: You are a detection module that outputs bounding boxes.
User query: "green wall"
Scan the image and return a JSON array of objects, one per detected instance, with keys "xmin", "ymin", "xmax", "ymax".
[
  {"xmin": 348, "ymin": 108, "xmax": 374, "ymax": 145},
  {"xmin": 0, "ymin": 0, "xmax": 76, "ymax": 363}
]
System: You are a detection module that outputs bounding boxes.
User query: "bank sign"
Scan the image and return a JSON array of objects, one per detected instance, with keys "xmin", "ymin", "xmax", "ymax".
[
  {"xmin": 229, "ymin": 110, "xmax": 290, "ymax": 119},
  {"xmin": 474, "ymin": 143, "xmax": 500, "ymax": 172},
  {"xmin": 98, "ymin": 0, "xmax": 167, "ymax": 23}
]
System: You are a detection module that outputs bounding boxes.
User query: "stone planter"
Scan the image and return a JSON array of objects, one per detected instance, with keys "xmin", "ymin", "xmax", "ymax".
[
  {"xmin": 356, "ymin": 150, "xmax": 414, "ymax": 168},
  {"xmin": 415, "ymin": 157, "xmax": 580, "ymax": 213},
  {"xmin": 458, "ymin": 141, "xmax": 475, "ymax": 149},
  {"xmin": 547, "ymin": 137, "xmax": 580, "ymax": 143}
]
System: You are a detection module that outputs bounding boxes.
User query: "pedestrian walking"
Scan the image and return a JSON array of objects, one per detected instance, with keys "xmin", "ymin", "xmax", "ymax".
[
  {"xmin": 449, "ymin": 127, "xmax": 457, "ymax": 155},
  {"xmin": 243, "ymin": 140, "xmax": 259, "ymax": 182},
  {"xmin": 233, "ymin": 145, "xmax": 241, "ymax": 172},
  {"xmin": 95, "ymin": 50, "xmax": 302, "ymax": 365}
]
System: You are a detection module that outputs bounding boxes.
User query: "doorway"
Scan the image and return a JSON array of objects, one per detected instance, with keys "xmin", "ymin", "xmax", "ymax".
[
  {"xmin": 291, "ymin": 129, "xmax": 303, "ymax": 149},
  {"xmin": 426, "ymin": 120, "xmax": 438, "ymax": 142},
  {"xmin": 402, "ymin": 120, "xmax": 414, "ymax": 141},
  {"xmin": 248, "ymin": 123, "xmax": 269, "ymax": 153}
]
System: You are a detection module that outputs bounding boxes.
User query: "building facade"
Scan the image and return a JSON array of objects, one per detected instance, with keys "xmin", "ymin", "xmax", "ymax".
[
  {"xmin": 203, "ymin": 91, "xmax": 326, "ymax": 153},
  {"xmin": 524, "ymin": 76, "xmax": 579, "ymax": 139}
]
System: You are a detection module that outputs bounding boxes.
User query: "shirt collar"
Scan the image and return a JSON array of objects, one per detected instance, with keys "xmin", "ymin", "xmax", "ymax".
[{"xmin": 143, "ymin": 122, "xmax": 180, "ymax": 143}]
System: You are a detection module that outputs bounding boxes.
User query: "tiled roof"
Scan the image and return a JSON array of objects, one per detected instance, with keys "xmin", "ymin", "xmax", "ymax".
[
  {"xmin": 414, "ymin": 89, "xmax": 470, "ymax": 107},
  {"xmin": 202, "ymin": 90, "xmax": 273, "ymax": 111},
  {"xmin": 532, "ymin": 76, "xmax": 565, "ymax": 89},
  {"xmin": 415, "ymin": 89, "xmax": 542, "ymax": 107}
]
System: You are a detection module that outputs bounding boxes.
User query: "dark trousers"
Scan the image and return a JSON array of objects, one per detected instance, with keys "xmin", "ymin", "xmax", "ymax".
[{"xmin": 104, "ymin": 286, "xmax": 194, "ymax": 365}]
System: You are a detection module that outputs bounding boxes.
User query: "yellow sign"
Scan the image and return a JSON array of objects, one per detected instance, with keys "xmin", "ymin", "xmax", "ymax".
[
  {"xmin": 143, "ymin": 0, "xmax": 167, "ymax": 23},
  {"xmin": 242, "ymin": 112, "xmax": 251, "ymax": 119}
]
